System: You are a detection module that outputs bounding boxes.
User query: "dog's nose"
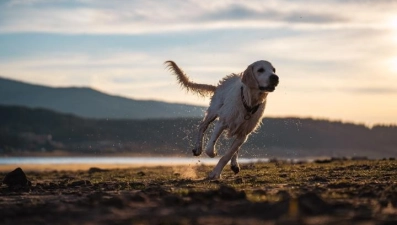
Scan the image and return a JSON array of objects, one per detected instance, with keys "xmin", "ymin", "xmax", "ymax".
[{"xmin": 269, "ymin": 75, "xmax": 279, "ymax": 85}]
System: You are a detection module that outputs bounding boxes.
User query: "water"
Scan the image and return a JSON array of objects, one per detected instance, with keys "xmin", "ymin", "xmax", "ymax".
[{"xmin": 0, "ymin": 156, "xmax": 269, "ymax": 166}]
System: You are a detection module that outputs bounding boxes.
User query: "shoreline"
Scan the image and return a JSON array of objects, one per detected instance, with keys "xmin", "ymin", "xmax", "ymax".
[{"xmin": 0, "ymin": 155, "xmax": 380, "ymax": 171}]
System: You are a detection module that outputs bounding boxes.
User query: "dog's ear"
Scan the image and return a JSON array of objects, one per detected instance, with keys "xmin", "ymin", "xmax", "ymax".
[{"xmin": 242, "ymin": 64, "xmax": 257, "ymax": 88}]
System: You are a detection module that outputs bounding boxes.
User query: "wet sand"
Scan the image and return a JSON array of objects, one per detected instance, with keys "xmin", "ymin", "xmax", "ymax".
[
  {"xmin": 0, "ymin": 163, "xmax": 163, "ymax": 172},
  {"xmin": 0, "ymin": 156, "xmax": 221, "ymax": 172},
  {"xmin": 1, "ymin": 159, "xmax": 397, "ymax": 225}
]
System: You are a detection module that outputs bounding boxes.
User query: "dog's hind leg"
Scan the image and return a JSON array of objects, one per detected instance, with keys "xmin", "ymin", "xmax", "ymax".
[
  {"xmin": 230, "ymin": 151, "xmax": 240, "ymax": 174},
  {"xmin": 208, "ymin": 135, "xmax": 247, "ymax": 179},
  {"xmin": 192, "ymin": 112, "xmax": 217, "ymax": 156},
  {"xmin": 205, "ymin": 120, "xmax": 225, "ymax": 158}
]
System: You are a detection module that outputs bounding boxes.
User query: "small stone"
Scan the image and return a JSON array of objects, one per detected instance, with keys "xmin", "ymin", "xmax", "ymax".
[
  {"xmin": 314, "ymin": 159, "xmax": 332, "ymax": 164},
  {"xmin": 88, "ymin": 167, "xmax": 109, "ymax": 173},
  {"xmin": 2, "ymin": 167, "xmax": 31, "ymax": 187}
]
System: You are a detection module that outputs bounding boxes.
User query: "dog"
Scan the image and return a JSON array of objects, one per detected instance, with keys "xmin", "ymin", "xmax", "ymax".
[{"xmin": 165, "ymin": 60, "xmax": 279, "ymax": 179}]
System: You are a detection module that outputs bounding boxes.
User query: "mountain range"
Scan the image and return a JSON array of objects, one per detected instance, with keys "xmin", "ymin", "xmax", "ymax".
[
  {"xmin": 1, "ymin": 76, "xmax": 396, "ymax": 158},
  {"xmin": 0, "ymin": 76, "xmax": 205, "ymax": 119}
]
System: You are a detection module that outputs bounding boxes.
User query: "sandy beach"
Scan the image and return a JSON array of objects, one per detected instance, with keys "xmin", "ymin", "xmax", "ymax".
[{"xmin": 1, "ymin": 159, "xmax": 397, "ymax": 225}]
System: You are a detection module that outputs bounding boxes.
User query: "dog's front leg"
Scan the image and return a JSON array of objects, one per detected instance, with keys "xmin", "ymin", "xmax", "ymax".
[
  {"xmin": 205, "ymin": 120, "xmax": 225, "ymax": 158},
  {"xmin": 208, "ymin": 135, "xmax": 247, "ymax": 179},
  {"xmin": 193, "ymin": 113, "xmax": 217, "ymax": 156}
]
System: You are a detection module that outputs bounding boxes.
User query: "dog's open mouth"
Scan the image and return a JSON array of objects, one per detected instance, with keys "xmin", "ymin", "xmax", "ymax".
[{"xmin": 259, "ymin": 86, "xmax": 276, "ymax": 92}]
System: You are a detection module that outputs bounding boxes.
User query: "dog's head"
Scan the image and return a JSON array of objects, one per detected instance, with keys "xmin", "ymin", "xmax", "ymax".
[{"xmin": 242, "ymin": 60, "xmax": 279, "ymax": 92}]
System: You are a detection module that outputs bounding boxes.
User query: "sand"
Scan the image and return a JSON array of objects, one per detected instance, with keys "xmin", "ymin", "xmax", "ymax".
[{"xmin": 1, "ymin": 159, "xmax": 397, "ymax": 225}]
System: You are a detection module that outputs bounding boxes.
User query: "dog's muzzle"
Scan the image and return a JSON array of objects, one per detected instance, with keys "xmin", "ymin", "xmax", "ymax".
[{"xmin": 259, "ymin": 75, "xmax": 279, "ymax": 92}]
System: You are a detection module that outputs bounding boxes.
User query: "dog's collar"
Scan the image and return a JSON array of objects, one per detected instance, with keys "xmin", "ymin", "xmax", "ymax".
[{"xmin": 240, "ymin": 86, "xmax": 261, "ymax": 120}]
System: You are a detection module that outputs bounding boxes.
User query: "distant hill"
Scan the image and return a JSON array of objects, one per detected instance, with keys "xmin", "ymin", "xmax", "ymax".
[
  {"xmin": 0, "ymin": 76, "xmax": 205, "ymax": 119},
  {"xmin": 1, "ymin": 105, "xmax": 396, "ymax": 158}
]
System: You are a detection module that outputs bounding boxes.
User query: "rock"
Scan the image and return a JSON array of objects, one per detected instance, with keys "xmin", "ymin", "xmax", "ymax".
[
  {"xmin": 88, "ymin": 167, "xmax": 109, "ymax": 173},
  {"xmin": 314, "ymin": 159, "xmax": 332, "ymax": 164},
  {"xmin": 2, "ymin": 167, "xmax": 31, "ymax": 187}
]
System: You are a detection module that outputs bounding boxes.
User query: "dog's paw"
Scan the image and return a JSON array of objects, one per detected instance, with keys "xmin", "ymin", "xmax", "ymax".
[
  {"xmin": 207, "ymin": 171, "xmax": 221, "ymax": 180},
  {"xmin": 192, "ymin": 147, "xmax": 202, "ymax": 156},
  {"xmin": 205, "ymin": 148, "xmax": 217, "ymax": 158},
  {"xmin": 230, "ymin": 165, "xmax": 240, "ymax": 175}
]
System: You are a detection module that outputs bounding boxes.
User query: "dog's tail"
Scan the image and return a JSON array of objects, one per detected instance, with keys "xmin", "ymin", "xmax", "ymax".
[{"xmin": 165, "ymin": 60, "xmax": 216, "ymax": 97}]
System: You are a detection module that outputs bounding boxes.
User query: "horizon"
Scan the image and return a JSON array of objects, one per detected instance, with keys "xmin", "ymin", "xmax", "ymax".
[
  {"xmin": 1, "ymin": 76, "xmax": 396, "ymax": 128},
  {"xmin": 0, "ymin": 71, "xmax": 396, "ymax": 127},
  {"xmin": 0, "ymin": 0, "xmax": 396, "ymax": 126}
]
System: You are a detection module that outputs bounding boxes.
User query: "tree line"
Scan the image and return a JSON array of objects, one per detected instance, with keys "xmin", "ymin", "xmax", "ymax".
[{"xmin": 1, "ymin": 105, "xmax": 396, "ymax": 158}]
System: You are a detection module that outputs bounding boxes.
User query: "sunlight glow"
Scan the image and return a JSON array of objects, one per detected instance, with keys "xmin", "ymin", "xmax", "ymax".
[
  {"xmin": 390, "ymin": 16, "xmax": 397, "ymax": 30},
  {"xmin": 388, "ymin": 16, "xmax": 397, "ymax": 43},
  {"xmin": 388, "ymin": 57, "xmax": 397, "ymax": 73},
  {"xmin": 388, "ymin": 17, "xmax": 397, "ymax": 72}
]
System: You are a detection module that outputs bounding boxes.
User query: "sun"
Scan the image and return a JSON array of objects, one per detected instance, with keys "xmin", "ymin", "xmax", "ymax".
[
  {"xmin": 388, "ymin": 16, "xmax": 397, "ymax": 43},
  {"xmin": 387, "ymin": 57, "xmax": 397, "ymax": 73},
  {"xmin": 390, "ymin": 17, "xmax": 397, "ymax": 30}
]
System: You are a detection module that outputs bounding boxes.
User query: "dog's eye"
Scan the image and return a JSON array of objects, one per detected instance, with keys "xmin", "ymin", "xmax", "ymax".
[
  {"xmin": 273, "ymin": 68, "xmax": 276, "ymax": 73},
  {"xmin": 257, "ymin": 68, "xmax": 265, "ymax": 73}
]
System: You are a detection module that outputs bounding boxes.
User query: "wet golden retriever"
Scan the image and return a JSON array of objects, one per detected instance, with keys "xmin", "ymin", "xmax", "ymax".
[{"xmin": 166, "ymin": 60, "xmax": 279, "ymax": 179}]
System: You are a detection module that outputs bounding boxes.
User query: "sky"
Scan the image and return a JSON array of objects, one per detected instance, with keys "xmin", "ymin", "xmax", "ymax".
[{"xmin": 0, "ymin": 0, "xmax": 396, "ymax": 126}]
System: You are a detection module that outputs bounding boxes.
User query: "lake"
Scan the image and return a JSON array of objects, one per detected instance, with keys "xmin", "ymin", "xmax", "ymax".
[{"xmin": 0, "ymin": 156, "xmax": 270, "ymax": 171}]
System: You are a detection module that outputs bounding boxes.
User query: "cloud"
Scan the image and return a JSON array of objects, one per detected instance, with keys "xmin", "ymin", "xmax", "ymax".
[
  {"xmin": 285, "ymin": 86, "xmax": 397, "ymax": 95},
  {"xmin": 345, "ymin": 87, "xmax": 397, "ymax": 94},
  {"xmin": 0, "ymin": 0, "xmax": 396, "ymax": 34},
  {"xmin": 201, "ymin": 4, "xmax": 347, "ymax": 24}
]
